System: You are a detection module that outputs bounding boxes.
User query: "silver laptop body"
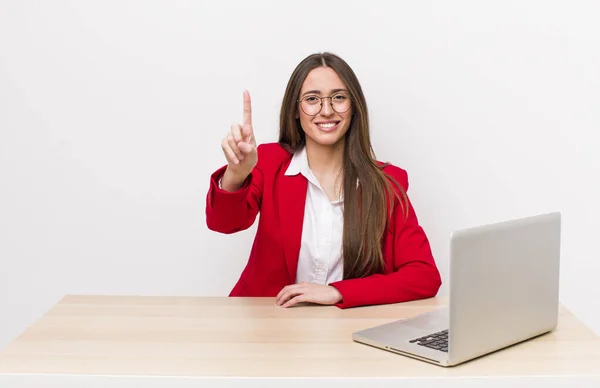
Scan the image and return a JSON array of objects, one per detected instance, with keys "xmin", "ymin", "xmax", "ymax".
[{"xmin": 352, "ymin": 212, "xmax": 561, "ymax": 367}]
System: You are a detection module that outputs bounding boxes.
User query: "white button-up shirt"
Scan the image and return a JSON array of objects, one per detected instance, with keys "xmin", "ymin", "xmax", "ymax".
[{"xmin": 285, "ymin": 147, "xmax": 344, "ymax": 285}]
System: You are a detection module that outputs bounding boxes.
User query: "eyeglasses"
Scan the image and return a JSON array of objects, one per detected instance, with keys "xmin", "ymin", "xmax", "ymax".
[{"xmin": 297, "ymin": 92, "xmax": 352, "ymax": 116}]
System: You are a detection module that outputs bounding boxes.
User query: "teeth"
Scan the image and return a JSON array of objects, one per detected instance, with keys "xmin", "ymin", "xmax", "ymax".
[{"xmin": 318, "ymin": 123, "xmax": 336, "ymax": 128}]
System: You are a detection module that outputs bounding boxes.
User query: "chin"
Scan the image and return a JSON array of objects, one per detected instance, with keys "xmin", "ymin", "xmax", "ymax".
[{"xmin": 309, "ymin": 133, "xmax": 345, "ymax": 147}]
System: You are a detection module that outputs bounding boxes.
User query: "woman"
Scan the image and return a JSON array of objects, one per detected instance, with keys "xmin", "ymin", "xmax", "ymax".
[{"xmin": 206, "ymin": 52, "xmax": 441, "ymax": 308}]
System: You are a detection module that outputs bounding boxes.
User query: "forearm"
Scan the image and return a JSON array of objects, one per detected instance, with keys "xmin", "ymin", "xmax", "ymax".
[
  {"xmin": 329, "ymin": 261, "xmax": 442, "ymax": 309},
  {"xmin": 206, "ymin": 166, "xmax": 261, "ymax": 233},
  {"xmin": 221, "ymin": 166, "xmax": 251, "ymax": 192}
]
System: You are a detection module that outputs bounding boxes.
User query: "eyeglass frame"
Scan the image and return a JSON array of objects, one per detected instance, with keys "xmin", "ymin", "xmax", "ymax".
[{"xmin": 296, "ymin": 92, "xmax": 353, "ymax": 116}]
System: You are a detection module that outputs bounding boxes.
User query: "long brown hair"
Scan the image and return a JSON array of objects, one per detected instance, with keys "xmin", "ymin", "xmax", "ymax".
[{"xmin": 279, "ymin": 52, "xmax": 408, "ymax": 279}]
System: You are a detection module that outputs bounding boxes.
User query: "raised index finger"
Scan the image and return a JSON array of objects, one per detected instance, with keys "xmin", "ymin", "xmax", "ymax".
[{"xmin": 243, "ymin": 90, "xmax": 252, "ymax": 127}]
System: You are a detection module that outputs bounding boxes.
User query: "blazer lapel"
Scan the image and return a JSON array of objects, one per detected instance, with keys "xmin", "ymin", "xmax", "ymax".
[{"xmin": 278, "ymin": 173, "xmax": 308, "ymax": 284}]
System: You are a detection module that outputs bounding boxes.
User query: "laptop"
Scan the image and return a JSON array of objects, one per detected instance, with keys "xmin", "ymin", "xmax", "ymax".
[{"xmin": 353, "ymin": 212, "xmax": 561, "ymax": 367}]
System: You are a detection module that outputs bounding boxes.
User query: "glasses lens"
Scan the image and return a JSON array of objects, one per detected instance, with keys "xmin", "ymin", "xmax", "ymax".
[
  {"xmin": 301, "ymin": 96, "xmax": 321, "ymax": 116},
  {"xmin": 331, "ymin": 93, "xmax": 351, "ymax": 113}
]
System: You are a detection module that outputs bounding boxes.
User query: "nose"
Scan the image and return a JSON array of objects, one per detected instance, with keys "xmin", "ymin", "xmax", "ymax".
[{"xmin": 320, "ymin": 98, "xmax": 334, "ymax": 117}]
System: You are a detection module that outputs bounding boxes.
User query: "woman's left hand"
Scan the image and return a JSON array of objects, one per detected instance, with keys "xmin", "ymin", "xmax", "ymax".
[{"xmin": 275, "ymin": 282, "xmax": 343, "ymax": 307}]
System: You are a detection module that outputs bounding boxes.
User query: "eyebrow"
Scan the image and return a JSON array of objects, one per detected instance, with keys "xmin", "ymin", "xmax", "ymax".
[{"xmin": 301, "ymin": 88, "xmax": 348, "ymax": 97}]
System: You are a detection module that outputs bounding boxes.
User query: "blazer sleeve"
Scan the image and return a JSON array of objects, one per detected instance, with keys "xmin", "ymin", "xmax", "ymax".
[
  {"xmin": 205, "ymin": 146, "xmax": 265, "ymax": 234},
  {"xmin": 328, "ymin": 169, "xmax": 442, "ymax": 308}
]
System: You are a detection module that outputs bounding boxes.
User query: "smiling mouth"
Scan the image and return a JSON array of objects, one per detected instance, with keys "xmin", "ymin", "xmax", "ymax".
[{"xmin": 316, "ymin": 121, "xmax": 340, "ymax": 129}]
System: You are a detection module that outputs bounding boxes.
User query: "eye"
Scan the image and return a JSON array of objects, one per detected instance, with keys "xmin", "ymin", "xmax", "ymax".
[
  {"xmin": 332, "ymin": 94, "xmax": 348, "ymax": 101},
  {"xmin": 304, "ymin": 95, "xmax": 320, "ymax": 104}
]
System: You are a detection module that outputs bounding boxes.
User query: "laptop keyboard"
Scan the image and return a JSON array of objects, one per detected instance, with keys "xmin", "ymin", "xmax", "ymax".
[{"xmin": 409, "ymin": 329, "xmax": 448, "ymax": 352}]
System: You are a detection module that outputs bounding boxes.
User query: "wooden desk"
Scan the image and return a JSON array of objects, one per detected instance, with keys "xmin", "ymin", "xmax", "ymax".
[{"xmin": 0, "ymin": 295, "xmax": 599, "ymax": 387}]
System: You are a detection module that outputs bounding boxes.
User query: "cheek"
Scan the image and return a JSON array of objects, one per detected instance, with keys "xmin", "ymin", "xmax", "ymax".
[
  {"xmin": 299, "ymin": 115, "xmax": 312, "ymax": 131},
  {"xmin": 341, "ymin": 112, "xmax": 353, "ymax": 129},
  {"xmin": 345, "ymin": 109, "xmax": 353, "ymax": 121}
]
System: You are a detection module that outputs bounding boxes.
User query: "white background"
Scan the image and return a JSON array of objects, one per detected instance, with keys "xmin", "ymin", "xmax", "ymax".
[{"xmin": 1, "ymin": 0, "xmax": 599, "ymax": 349}]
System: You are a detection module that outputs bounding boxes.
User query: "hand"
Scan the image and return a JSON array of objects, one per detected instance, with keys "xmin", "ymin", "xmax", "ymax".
[
  {"xmin": 275, "ymin": 282, "xmax": 343, "ymax": 308},
  {"xmin": 220, "ymin": 90, "xmax": 258, "ymax": 181}
]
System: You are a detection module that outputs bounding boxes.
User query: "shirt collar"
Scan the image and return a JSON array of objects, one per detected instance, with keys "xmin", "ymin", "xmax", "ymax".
[
  {"xmin": 285, "ymin": 146, "xmax": 348, "ymax": 204},
  {"xmin": 284, "ymin": 146, "xmax": 324, "ymax": 190},
  {"xmin": 284, "ymin": 146, "xmax": 358, "ymax": 187},
  {"xmin": 284, "ymin": 146, "xmax": 309, "ymax": 177}
]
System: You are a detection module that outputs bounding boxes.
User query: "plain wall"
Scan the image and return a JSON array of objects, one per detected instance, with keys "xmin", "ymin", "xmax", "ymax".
[{"xmin": 1, "ymin": 0, "xmax": 599, "ymax": 348}]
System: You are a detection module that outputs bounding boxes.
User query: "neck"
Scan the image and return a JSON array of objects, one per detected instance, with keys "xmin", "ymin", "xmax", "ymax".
[{"xmin": 305, "ymin": 139, "xmax": 345, "ymax": 176}]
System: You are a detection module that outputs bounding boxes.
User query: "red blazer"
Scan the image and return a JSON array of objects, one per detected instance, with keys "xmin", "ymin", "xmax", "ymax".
[{"xmin": 205, "ymin": 142, "xmax": 441, "ymax": 308}]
